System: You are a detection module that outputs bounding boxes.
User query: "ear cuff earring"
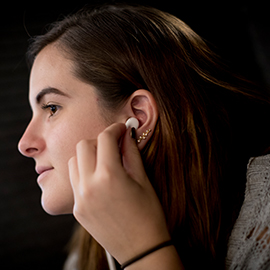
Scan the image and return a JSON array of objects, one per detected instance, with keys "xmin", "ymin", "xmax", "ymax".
[{"xmin": 137, "ymin": 129, "xmax": 152, "ymax": 143}]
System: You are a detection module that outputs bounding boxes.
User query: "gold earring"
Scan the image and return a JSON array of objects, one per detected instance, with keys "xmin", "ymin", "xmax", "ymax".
[{"xmin": 137, "ymin": 129, "xmax": 152, "ymax": 143}]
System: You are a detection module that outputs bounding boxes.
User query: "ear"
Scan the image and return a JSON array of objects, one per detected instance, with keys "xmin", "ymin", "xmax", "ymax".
[{"xmin": 119, "ymin": 89, "xmax": 159, "ymax": 151}]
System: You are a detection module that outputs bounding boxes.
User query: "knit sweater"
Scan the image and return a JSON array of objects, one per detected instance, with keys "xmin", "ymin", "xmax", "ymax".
[{"xmin": 226, "ymin": 154, "xmax": 270, "ymax": 269}]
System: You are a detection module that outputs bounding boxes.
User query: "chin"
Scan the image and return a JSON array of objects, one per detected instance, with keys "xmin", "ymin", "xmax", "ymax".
[{"xmin": 41, "ymin": 192, "xmax": 74, "ymax": 216}]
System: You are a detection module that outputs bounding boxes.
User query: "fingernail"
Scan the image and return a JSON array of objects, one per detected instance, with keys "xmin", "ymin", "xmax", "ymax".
[{"xmin": 130, "ymin": 127, "xmax": 136, "ymax": 140}]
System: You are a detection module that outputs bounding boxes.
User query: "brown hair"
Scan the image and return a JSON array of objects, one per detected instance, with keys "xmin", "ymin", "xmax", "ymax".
[{"xmin": 27, "ymin": 4, "xmax": 270, "ymax": 269}]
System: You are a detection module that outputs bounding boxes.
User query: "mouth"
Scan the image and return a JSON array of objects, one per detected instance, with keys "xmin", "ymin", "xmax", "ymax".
[
  {"xmin": 36, "ymin": 166, "xmax": 54, "ymax": 175},
  {"xmin": 36, "ymin": 166, "xmax": 54, "ymax": 185}
]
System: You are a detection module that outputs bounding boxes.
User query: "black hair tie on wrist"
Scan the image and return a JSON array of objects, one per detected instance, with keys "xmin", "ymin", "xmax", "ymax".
[{"xmin": 120, "ymin": 240, "xmax": 173, "ymax": 269}]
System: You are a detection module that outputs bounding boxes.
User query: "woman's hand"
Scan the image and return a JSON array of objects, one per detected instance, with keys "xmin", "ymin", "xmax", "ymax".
[{"xmin": 68, "ymin": 123, "xmax": 171, "ymax": 264}]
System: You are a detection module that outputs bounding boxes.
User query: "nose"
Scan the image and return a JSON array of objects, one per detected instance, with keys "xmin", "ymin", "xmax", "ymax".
[{"xmin": 18, "ymin": 119, "xmax": 45, "ymax": 158}]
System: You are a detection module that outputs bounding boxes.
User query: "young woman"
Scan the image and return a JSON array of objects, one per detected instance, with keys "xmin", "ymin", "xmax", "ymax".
[{"xmin": 18, "ymin": 3, "xmax": 270, "ymax": 270}]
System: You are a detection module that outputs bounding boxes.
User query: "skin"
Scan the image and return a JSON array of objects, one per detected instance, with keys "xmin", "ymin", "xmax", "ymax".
[
  {"xmin": 18, "ymin": 44, "xmax": 184, "ymax": 269},
  {"xmin": 18, "ymin": 44, "xmax": 108, "ymax": 215}
]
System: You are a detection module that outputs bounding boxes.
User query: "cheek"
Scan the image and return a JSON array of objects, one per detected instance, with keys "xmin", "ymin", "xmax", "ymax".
[
  {"xmin": 47, "ymin": 115, "xmax": 107, "ymax": 165},
  {"xmin": 40, "ymin": 110, "xmax": 108, "ymax": 215},
  {"xmin": 48, "ymin": 127, "xmax": 76, "ymax": 161}
]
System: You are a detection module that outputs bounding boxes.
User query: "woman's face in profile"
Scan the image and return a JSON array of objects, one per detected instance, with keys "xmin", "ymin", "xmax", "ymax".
[{"xmin": 18, "ymin": 44, "xmax": 108, "ymax": 215}]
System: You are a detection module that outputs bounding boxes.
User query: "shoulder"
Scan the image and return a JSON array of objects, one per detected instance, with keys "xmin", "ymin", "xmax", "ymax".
[
  {"xmin": 246, "ymin": 154, "xmax": 270, "ymax": 201},
  {"xmin": 226, "ymin": 154, "xmax": 270, "ymax": 269}
]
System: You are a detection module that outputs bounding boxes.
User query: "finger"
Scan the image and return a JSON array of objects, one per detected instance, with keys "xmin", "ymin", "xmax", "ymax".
[
  {"xmin": 76, "ymin": 139, "xmax": 97, "ymax": 179},
  {"xmin": 68, "ymin": 156, "xmax": 79, "ymax": 190},
  {"xmin": 121, "ymin": 127, "xmax": 147, "ymax": 185},
  {"xmin": 96, "ymin": 123, "xmax": 126, "ymax": 171}
]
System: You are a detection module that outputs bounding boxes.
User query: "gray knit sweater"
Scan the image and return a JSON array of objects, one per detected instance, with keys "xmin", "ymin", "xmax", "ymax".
[{"xmin": 226, "ymin": 154, "xmax": 270, "ymax": 269}]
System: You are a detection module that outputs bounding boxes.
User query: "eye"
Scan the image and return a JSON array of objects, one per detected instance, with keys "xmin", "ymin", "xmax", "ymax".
[{"xmin": 42, "ymin": 103, "xmax": 61, "ymax": 117}]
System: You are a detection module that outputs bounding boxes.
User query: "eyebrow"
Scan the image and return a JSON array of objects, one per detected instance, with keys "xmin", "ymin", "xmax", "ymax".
[{"xmin": 36, "ymin": 87, "xmax": 70, "ymax": 104}]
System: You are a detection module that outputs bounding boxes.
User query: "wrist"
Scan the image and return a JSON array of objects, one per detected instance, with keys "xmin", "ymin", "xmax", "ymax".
[
  {"xmin": 114, "ymin": 222, "xmax": 171, "ymax": 264},
  {"xmin": 123, "ymin": 244, "xmax": 184, "ymax": 270},
  {"xmin": 121, "ymin": 240, "xmax": 173, "ymax": 269}
]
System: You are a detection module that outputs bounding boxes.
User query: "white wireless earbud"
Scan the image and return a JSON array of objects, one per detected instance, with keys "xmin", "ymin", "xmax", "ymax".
[{"xmin": 125, "ymin": 117, "xmax": 139, "ymax": 130}]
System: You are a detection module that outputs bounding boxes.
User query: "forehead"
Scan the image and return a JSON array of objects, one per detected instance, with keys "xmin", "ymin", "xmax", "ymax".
[{"xmin": 29, "ymin": 44, "xmax": 74, "ymax": 101}]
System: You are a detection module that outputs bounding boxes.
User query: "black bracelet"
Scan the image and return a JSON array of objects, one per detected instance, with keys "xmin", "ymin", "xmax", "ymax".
[{"xmin": 120, "ymin": 240, "xmax": 173, "ymax": 269}]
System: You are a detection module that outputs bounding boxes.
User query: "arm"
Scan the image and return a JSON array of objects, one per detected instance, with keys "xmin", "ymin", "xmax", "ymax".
[{"xmin": 68, "ymin": 123, "xmax": 184, "ymax": 269}]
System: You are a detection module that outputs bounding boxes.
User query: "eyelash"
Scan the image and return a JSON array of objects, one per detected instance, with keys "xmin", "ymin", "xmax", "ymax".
[{"xmin": 41, "ymin": 103, "xmax": 61, "ymax": 117}]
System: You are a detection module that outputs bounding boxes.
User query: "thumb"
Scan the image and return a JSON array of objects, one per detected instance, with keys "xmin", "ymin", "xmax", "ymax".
[{"xmin": 121, "ymin": 127, "xmax": 147, "ymax": 184}]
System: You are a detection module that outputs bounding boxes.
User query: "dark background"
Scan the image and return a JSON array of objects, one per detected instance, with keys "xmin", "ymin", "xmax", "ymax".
[{"xmin": 1, "ymin": 1, "xmax": 270, "ymax": 269}]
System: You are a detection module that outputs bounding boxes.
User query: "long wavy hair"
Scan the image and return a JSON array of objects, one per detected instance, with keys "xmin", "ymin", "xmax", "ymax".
[{"xmin": 27, "ymin": 4, "xmax": 270, "ymax": 269}]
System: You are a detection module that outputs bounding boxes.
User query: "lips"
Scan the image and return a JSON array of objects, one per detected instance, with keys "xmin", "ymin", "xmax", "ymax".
[{"xmin": 36, "ymin": 166, "xmax": 54, "ymax": 175}]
